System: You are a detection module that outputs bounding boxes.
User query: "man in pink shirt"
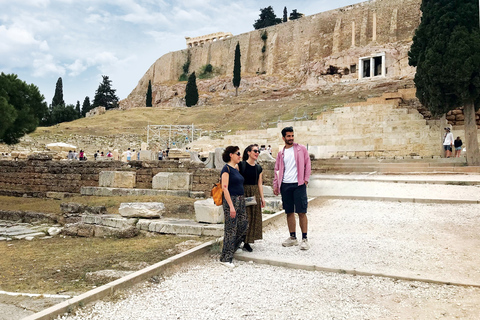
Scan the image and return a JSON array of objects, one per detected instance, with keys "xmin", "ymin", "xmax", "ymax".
[{"xmin": 273, "ymin": 126, "xmax": 311, "ymax": 250}]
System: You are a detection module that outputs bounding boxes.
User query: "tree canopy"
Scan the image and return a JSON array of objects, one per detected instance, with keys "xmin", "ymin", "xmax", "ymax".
[
  {"xmin": 408, "ymin": 0, "xmax": 480, "ymax": 164},
  {"xmin": 185, "ymin": 72, "xmax": 199, "ymax": 107},
  {"xmin": 289, "ymin": 9, "xmax": 304, "ymax": 20},
  {"xmin": 0, "ymin": 73, "xmax": 48, "ymax": 144},
  {"xmin": 92, "ymin": 75, "xmax": 119, "ymax": 110},
  {"xmin": 253, "ymin": 6, "xmax": 282, "ymax": 29}
]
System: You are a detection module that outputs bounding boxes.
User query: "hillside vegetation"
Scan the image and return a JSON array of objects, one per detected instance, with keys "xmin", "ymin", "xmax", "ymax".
[{"xmin": 30, "ymin": 78, "xmax": 411, "ymax": 142}]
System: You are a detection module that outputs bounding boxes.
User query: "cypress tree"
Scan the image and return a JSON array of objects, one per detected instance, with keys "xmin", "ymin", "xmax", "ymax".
[
  {"xmin": 75, "ymin": 100, "xmax": 81, "ymax": 117},
  {"xmin": 81, "ymin": 96, "xmax": 91, "ymax": 117},
  {"xmin": 146, "ymin": 80, "xmax": 153, "ymax": 107},
  {"xmin": 185, "ymin": 72, "xmax": 198, "ymax": 107},
  {"xmin": 283, "ymin": 7, "xmax": 288, "ymax": 23},
  {"xmin": 408, "ymin": 0, "xmax": 480, "ymax": 165},
  {"xmin": 233, "ymin": 42, "xmax": 242, "ymax": 97},
  {"xmin": 52, "ymin": 77, "xmax": 65, "ymax": 107}
]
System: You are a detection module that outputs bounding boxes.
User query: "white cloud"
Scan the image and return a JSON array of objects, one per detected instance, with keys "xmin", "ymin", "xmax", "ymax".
[
  {"xmin": 67, "ymin": 59, "xmax": 87, "ymax": 77},
  {"xmin": 32, "ymin": 53, "xmax": 65, "ymax": 77}
]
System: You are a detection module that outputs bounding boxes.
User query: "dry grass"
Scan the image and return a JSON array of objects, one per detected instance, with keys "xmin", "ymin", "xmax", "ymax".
[
  {"xmin": 0, "ymin": 195, "xmax": 197, "ymax": 220},
  {"xmin": 0, "ymin": 234, "xmax": 206, "ymax": 294},
  {"xmin": 31, "ymin": 90, "xmax": 364, "ymax": 139}
]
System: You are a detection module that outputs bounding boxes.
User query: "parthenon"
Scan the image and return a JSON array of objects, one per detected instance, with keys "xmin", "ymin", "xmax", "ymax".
[{"xmin": 185, "ymin": 32, "xmax": 233, "ymax": 48}]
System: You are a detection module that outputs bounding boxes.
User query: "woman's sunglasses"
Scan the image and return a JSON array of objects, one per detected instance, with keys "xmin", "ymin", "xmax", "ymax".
[{"xmin": 251, "ymin": 150, "xmax": 259, "ymax": 153}]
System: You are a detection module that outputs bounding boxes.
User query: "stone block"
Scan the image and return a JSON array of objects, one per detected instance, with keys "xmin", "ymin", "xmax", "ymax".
[
  {"xmin": 152, "ymin": 172, "xmax": 192, "ymax": 191},
  {"xmin": 214, "ymin": 147, "xmax": 225, "ymax": 169},
  {"xmin": 99, "ymin": 171, "xmax": 136, "ymax": 188},
  {"xmin": 139, "ymin": 150, "xmax": 152, "ymax": 161},
  {"xmin": 263, "ymin": 185, "xmax": 274, "ymax": 197},
  {"xmin": 119, "ymin": 202, "xmax": 165, "ymax": 218},
  {"xmin": 194, "ymin": 198, "xmax": 224, "ymax": 224}
]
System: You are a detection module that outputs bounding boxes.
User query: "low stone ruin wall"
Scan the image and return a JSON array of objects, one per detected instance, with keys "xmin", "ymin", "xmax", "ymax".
[{"xmin": 0, "ymin": 157, "xmax": 278, "ymax": 198}]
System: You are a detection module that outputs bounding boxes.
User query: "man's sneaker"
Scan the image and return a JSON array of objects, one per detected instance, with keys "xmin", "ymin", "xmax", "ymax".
[
  {"xmin": 282, "ymin": 237, "xmax": 298, "ymax": 247},
  {"xmin": 300, "ymin": 238, "xmax": 310, "ymax": 250},
  {"xmin": 220, "ymin": 261, "xmax": 235, "ymax": 268}
]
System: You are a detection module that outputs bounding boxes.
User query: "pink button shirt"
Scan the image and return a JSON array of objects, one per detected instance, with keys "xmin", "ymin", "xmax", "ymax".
[{"xmin": 273, "ymin": 143, "xmax": 311, "ymax": 191}]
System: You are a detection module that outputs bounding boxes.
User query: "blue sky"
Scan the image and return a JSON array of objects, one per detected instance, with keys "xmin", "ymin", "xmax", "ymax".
[{"xmin": 0, "ymin": 0, "xmax": 360, "ymax": 106}]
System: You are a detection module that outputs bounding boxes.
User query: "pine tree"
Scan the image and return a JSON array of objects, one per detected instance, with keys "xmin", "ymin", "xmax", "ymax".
[
  {"xmin": 233, "ymin": 42, "xmax": 241, "ymax": 97},
  {"xmin": 146, "ymin": 80, "xmax": 153, "ymax": 107},
  {"xmin": 289, "ymin": 9, "xmax": 304, "ymax": 20},
  {"xmin": 408, "ymin": 0, "xmax": 480, "ymax": 165},
  {"xmin": 253, "ymin": 6, "xmax": 282, "ymax": 30},
  {"xmin": 92, "ymin": 75, "xmax": 119, "ymax": 110},
  {"xmin": 185, "ymin": 72, "xmax": 199, "ymax": 107},
  {"xmin": 81, "ymin": 96, "xmax": 91, "ymax": 117},
  {"xmin": 283, "ymin": 7, "xmax": 288, "ymax": 22},
  {"xmin": 52, "ymin": 77, "xmax": 65, "ymax": 107}
]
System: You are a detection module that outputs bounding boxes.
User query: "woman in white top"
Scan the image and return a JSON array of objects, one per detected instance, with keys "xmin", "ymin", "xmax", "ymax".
[{"xmin": 443, "ymin": 127, "xmax": 454, "ymax": 158}]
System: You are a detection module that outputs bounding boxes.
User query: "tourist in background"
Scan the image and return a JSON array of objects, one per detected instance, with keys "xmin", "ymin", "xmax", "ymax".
[
  {"xmin": 273, "ymin": 126, "xmax": 311, "ymax": 250},
  {"xmin": 238, "ymin": 144, "xmax": 265, "ymax": 252},
  {"xmin": 79, "ymin": 150, "xmax": 85, "ymax": 161},
  {"xmin": 443, "ymin": 127, "xmax": 454, "ymax": 158},
  {"xmin": 454, "ymin": 136, "xmax": 463, "ymax": 158},
  {"xmin": 126, "ymin": 148, "xmax": 132, "ymax": 161},
  {"xmin": 219, "ymin": 146, "xmax": 247, "ymax": 268}
]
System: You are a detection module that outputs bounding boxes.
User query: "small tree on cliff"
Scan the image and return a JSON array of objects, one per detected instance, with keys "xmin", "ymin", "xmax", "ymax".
[
  {"xmin": 185, "ymin": 72, "xmax": 198, "ymax": 107},
  {"xmin": 408, "ymin": 0, "xmax": 480, "ymax": 165},
  {"xmin": 233, "ymin": 42, "xmax": 241, "ymax": 97},
  {"xmin": 253, "ymin": 6, "xmax": 282, "ymax": 30},
  {"xmin": 289, "ymin": 9, "xmax": 304, "ymax": 20},
  {"xmin": 283, "ymin": 7, "xmax": 288, "ymax": 22},
  {"xmin": 146, "ymin": 80, "xmax": 153, "ymax": 107}
]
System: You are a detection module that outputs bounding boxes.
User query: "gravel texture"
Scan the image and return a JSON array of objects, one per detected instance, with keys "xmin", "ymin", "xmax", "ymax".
[
  {"xmin": 57, "ymin": 191, "xmax": 480, "ymax": 320},
  {"xmin": 244, "ymin": 199, "xmax": 480, "ymax": 284},
  {"xmin": 308, "ymin": 179, "xmax": 480, "ymax": 200},
  {"xmin": 59, "ymin": 257, "xmax": 480, "ymax": 320}
]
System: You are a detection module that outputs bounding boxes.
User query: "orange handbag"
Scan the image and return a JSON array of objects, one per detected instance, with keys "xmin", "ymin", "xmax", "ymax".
[{"xmin": 211, "ymin": 182, "xmax": 223, "ymax": 206}]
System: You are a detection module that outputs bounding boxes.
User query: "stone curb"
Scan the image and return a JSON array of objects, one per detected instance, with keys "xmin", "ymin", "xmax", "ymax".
[
  {"xmin": 315, "ymin": 195, "xmax": 480, "ymax": 205},
  {"xmin": 21, "ymin": 239, "xmax": 219, "ymax": 320},
  {"xmin": 233, "ymin": 255, "xmax": 480, "ymax": 289}
]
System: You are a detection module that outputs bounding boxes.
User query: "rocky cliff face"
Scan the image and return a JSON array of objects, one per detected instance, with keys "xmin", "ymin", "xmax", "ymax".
[{"xmin": 121, "ymin": 0, "xmax": 421, "ymax": 109}]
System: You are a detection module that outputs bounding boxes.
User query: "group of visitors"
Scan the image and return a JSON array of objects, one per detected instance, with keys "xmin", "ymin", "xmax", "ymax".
[
  {"xmin": 93, "ymin": 150, "xmax": 113, "ymax": 160},
  {"xmin": 219, "ymin": 126, "xmax": 311, "ymax": 268},
  {"xmin": 443, "ymin": 127, "xmax": 463, "ymax": 158},
  {"xmin": 67, "ymin": 150, "xmax": 87, "ymax": 160}
]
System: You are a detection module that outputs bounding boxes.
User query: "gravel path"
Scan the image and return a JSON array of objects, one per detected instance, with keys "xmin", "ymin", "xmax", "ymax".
[
  {"xmin": 307, "ymin": 179, "xmax": 480, "ymax": 200},
  {"xmin": 59, "ymin": 257, "xmax": 480, "ymax": 320},
  {"xmin": 243, "ymin": 199, "xmax": 480, "ymax": 284},
  {"xmin": 57, "ymin": 193, "xmax": 480, "ymax": 320}
]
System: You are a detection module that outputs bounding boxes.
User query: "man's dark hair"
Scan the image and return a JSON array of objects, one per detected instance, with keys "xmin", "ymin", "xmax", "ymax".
[
  {"xmin": 281, "ymin": 126, "xmax": 294, "ymax": 137},
  {"xmin": 222, "ymin": 146, "xmax": 239, "ymax": 163}
]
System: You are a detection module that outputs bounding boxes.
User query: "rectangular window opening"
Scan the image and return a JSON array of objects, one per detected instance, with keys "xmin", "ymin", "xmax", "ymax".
[{"xmin": 373, "ymin": 56, "xmax": 382, "ymax": 76}]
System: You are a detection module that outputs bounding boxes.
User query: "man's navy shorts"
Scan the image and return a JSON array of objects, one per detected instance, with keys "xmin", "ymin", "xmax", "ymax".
[{"xmin": 280, "ymin": 183, "xmax": 308, "ymax": 214}]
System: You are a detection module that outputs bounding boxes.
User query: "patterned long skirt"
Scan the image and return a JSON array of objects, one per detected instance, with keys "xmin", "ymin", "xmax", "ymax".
[
  {"xmin": 220, "ymin": 194, "xmax": 247, "ymax": 263},
  {"xmin": 244, "ymin": 184, "xmax": 263, "ymax": 243}
]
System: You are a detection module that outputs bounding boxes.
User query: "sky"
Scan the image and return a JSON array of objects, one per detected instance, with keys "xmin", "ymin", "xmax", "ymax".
[{"xmin": 0, "ymin": 0, "xmax": 361, "ymax": 106}]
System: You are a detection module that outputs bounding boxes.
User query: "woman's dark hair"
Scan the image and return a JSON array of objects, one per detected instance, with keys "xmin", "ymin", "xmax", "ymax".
[
  {"xmin": 281, "ymin": 126, "xmax": 294, "ymax": 137},
  {"xmin": 242, "ymin": 144, "xmax": 259, "ymax": 161},
  {"xmin": 222, "ymin": 146, "xmax": 239, "ymax": 163}
]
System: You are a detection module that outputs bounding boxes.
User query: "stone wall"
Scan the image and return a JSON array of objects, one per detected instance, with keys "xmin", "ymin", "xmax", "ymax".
[
  {"xmin": 121, "ymin": 0, "xmax": 421, "ymax": 109},
  {"xmin": 0, "ymin": 159, "xmax": 223, "ymax": 198}
]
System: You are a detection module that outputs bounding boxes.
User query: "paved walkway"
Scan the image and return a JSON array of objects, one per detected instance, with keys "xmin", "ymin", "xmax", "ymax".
[{"xmin": 57, "ymin": 174, "xmax": 480, "ymax": 320}]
